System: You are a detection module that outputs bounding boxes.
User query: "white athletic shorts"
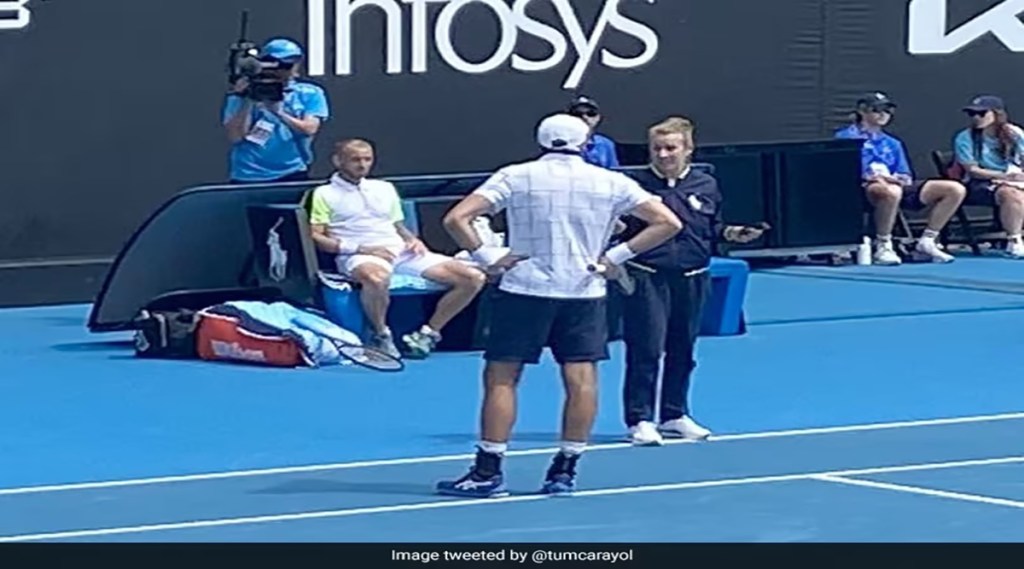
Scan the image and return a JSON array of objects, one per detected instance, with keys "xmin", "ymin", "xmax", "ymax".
[{"xmin": 336, "ymin": 243, "xmax": 452, "ymax": 278}]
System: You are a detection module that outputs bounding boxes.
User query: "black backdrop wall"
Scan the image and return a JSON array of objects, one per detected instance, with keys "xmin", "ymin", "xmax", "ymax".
[{"xmin": 1, "ymin": 0, "xmax": 1021, "ymax": 302}]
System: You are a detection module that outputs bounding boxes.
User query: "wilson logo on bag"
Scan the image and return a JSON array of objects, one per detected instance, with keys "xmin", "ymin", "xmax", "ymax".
[{"xmin": 195, "ymin": 312, "xmax": 307, "ymax": 368}]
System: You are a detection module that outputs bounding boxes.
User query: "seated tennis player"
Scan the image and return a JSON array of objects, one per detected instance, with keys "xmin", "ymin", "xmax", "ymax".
[{"xmin": 308, "ymin": 139, "xmax": 487, "ymax": 359}]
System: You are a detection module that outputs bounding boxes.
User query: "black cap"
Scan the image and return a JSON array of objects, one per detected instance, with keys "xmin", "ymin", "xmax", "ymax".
[
  {"xmin": 568, "ymin": 95, "xmax": 600, "ymax": 113},
  {"xmin": 856, "ymin": 92, "xmax": 896, "ymax": 111},
  {"xmin": 963, "ymin": 95, "xmax": 1005, "ymax": 113}
]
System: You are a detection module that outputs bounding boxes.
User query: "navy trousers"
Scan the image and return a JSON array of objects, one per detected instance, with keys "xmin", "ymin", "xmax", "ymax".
[{"xmin": 621, "ymin": 268, "xmax": 710, "ymax": 427}]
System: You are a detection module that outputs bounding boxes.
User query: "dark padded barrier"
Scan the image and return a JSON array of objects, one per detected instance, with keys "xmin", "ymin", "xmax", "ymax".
[{"xmin": 87, "ymin": 182, "xmax": 316, "ymax": 332}]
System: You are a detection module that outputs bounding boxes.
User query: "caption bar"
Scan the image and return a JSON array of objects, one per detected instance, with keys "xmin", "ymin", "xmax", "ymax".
[{"xmin": 392, "ymin": 548, "xmax": 634, "ymax": 564}]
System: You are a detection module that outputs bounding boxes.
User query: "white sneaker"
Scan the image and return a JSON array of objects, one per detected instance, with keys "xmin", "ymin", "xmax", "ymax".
[
  {"xmin": 659, "ymin": 416, "xmax": 712, "ymax": 441},
  {"xmin": 873, "ymin": 242, "xmax": 902, "ymax": 265},
  {"xmin": 627, "ymin": 421, "xmax": 664, "ymax": 446},
  {"xmin": 1006, "ymin": 240, "xmax": 1024, "ymax": 259},
  {"xmin": 914, "ymin": 239, "xmax": 954, "ymax": 263}
]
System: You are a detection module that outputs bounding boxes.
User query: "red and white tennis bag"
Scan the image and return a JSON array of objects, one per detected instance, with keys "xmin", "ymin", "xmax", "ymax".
[{"xmin": 195, "ymin": 301, "xmax": 360, "ymax": 368}]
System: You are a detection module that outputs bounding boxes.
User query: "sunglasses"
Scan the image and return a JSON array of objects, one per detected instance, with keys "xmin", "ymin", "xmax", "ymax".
[
  {"xmin": 571, "ymin": 108, "xmax": 600, "ymax": 118},
  {"xmin": 966, "ymin": 110, "xmax": 990, "ymax": 117}
]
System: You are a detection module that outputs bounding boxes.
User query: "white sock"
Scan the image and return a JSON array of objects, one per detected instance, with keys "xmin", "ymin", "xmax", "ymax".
[
  {"xmin": 1009, "ymin": 234, "xmax": 1023, "ymax": 244},
  {"xmin": 921, "ymin": 229, "xmax": 940, "ymax": 242},
  {"xmin": 479, "ymin": 440, "xmax": 507, "ymax": 456},
  {"xmin": 875, "ymin": 235, "xmax": 892, "ymax": 247},
  {"xmin": 559, "ymin": 441, "xmax": 587, "ymax": 456}
]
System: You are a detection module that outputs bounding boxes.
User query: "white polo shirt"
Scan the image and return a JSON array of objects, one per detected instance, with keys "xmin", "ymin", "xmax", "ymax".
[
  {"xmin": 309, "ymin": 174, "xmax": 405, "ymax": 249},
  {"xmin": 473, "ymin": 153, "xmax": 655, "ymax": 299}
]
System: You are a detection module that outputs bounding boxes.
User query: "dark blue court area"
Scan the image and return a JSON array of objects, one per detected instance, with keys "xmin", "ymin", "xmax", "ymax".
[{"xmin": 2, "ymin": 255, "xmax": 1024, "ymax": 542}]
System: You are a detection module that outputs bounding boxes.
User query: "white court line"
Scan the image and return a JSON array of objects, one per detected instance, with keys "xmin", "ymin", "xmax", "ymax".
[
  {"xmin": 813, "ymin": 475, "xmax": 1024, "ymax": 510},
  {"xmin": 2, "ymin": 455, "xmax": 1023, "ymax": 543},
  {"xmin": 0, "ymin": 411, "xmax": 1022, "ymax": 497}
]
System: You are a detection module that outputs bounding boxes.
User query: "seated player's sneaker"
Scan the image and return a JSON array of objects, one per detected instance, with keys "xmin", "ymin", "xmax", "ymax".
[
  {"xmin": 913, "ymin": 239, "xmax": 954, "ymax": 263},
  {"xmin": 402, "ymin": 326, "xmax": 442, "ymax": 359},
  {"xmin": 436, "ymin": 469, "xmax": 508, "ymax": 498},
  {"xmin": 540, "ymin": 452, "xmax": 579, "ymax": 496},
  {"xmin": 659, "ymin": 416, "xmax": 712, "ymax": 441},
  {"xmin": 1006, "ymin": 240, "xmax": 1024, "ymax": 259},
  {"xmin": 369, "ymin": 330, "xmax": 402, "ymax": 359},
  {"xmin": 873, "ymin": 243, "xmax": 902, "ymax": 265},
  {"xmin": 627, "ymin": 421, "xmax": 664, "ymax": 446}
]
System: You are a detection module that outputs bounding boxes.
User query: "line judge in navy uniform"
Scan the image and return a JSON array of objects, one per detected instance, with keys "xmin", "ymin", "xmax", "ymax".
[{"xmin": 617, "ymin": 117, "xmax": 764, "ymax": 446}]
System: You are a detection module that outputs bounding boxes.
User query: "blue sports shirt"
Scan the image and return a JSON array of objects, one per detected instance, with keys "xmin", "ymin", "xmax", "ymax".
[
  {"xmin": 222, "ymin": 80, "xmax": 330, "ymax": 182},
  {"xmin": 834, "ymin": 124, "xmax": 912, "ymax": 180}
]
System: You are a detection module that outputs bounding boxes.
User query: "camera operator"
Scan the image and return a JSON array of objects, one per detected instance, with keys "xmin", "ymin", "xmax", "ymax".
[{"xmin": 222, "ymin": 38, "xmax": 330, "ymax": 184}]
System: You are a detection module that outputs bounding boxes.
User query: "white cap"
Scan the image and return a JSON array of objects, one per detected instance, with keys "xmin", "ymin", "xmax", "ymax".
[{"xmin": 536, "ymin": 114, "xmax": 590, "ymax": 152}]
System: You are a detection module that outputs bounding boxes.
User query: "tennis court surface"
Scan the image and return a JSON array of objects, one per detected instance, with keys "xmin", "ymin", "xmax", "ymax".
[{"xmin": 2, "ymin": 255, "xmax": 1023, "ymax": 542}]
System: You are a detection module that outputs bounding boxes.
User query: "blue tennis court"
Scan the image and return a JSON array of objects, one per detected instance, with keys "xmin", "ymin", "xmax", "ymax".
[{"xmin": 2, "ymin": 255, "xmax": 1024, "ymax": 542}]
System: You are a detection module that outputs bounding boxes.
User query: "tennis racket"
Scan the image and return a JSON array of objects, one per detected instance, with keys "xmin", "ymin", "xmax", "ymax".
[{"xmin": 325, "ymin": 336, "xmax": 405, "ymax": 373}]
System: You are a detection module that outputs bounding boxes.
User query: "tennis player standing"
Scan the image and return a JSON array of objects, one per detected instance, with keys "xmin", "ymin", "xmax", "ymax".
[{"xmin": 436, "ymin": 114, "xmax": 683, "ymax": 497}]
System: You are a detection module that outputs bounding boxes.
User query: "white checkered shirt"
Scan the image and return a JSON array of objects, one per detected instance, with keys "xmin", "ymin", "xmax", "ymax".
[{"xmin": 473, "ymin": 153, "xmax": 656, "ymax": 299}]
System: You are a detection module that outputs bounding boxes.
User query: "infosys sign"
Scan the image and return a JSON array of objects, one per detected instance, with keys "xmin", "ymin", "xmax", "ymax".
[{"xmin": 305, "ymin": 0, "xmax": 661, "ymax": 90}]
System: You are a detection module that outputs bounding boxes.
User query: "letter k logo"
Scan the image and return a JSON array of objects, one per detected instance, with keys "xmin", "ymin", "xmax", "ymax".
[{"xmin": 909, "ymin": 0, "xmax": 1024, "ymax": 54}]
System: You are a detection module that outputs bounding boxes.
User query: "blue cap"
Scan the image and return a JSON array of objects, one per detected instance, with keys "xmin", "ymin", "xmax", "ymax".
[
  {"xmin": 262, "ymin": 38, "xmax": 304, "ymax": 62},
  {"xmin": 963, "ymin": 95, "xmax": 1005, "ymax": 113}
]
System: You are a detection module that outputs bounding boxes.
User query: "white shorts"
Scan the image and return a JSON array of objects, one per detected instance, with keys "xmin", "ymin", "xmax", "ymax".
[{"xmin": 336, "ymin": 245, "xmax": 452, "ymax": 278}]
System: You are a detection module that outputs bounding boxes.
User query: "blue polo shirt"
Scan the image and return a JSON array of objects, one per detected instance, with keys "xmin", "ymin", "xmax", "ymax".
[
  {"xmin": 582, "ymin": 133, "xmax": 619, "ymax": 169},
  {"xmin": 222, "ymin": 79, "xmax": 330, "ymax": 182},
  {"xmin": 834, "ymin": 124, "xmax": 912, "ymax": 180},
  {"xmin": 953, "ymin": 127, "xmax": 1024, "ymax": 174}
]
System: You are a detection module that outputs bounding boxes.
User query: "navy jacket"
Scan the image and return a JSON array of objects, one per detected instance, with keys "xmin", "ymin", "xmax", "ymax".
[{"xmin": 619, "ymin": 167, "xmax": 725, "ymax": 272}]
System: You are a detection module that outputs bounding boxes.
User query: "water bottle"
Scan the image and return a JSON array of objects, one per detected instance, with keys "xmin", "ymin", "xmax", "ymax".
[{"xmin": 857, "ymin": 237, "xmax": 873, "ymax": 266}]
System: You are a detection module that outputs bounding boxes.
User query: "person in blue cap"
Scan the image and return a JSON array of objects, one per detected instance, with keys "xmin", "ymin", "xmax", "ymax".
[
  {"xmin": 567, "ymin": 95, "xmax": 620, "ymax": 169},
  {"xmin": 953, "ymin": 95, "xmax": 1024, "ymax": 258},
  {"xmin": 835, "ymin": 92, "xmax": 966, "ymax": 265},
  {"xmin": 222, "ymin": 38, "xmax": 331, "ymax": 184}
]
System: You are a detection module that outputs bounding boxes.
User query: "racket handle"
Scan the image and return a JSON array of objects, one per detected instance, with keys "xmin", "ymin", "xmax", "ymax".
[{"xmin": 587, "ymin": 263, "xmax": 607, "ymax": 274}]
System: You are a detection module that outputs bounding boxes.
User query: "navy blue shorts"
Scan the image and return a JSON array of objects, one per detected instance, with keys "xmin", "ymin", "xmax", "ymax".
[
  {"xmin": 863, "ymin": 180, "xmax": 931, "ymax": 211},
  {"xmin": 862, "ymin": 180, "xmax": 928, "ymax": 211},
  {"xmin": 483, "ymin": 290, "xmax": 609, "ymax": 365},
  {"xmin": 965, "ymin": 179, "xmax": 999, "ymax": 207}
]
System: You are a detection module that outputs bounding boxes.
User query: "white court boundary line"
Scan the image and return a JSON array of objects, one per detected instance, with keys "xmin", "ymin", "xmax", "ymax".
[
  {"xmin": 813, "ymin": 475, "xmax": 1024, "ymax": 510},
  {"xmin": 1, "ymin": 411, "xmax": 1023, "ymax": 497},
  {"xmin": 2, "ymin": 455, "xmax": 1023, "ymax": 542}
]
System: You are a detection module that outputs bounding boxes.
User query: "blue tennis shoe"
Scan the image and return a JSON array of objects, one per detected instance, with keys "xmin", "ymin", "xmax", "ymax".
[
  {"xmin": 540, "ymin": 452, "xmax": 580, "ymax": 496},
  {"xmin": 436, "ymin": 469, "xmax": 509, "ymax": 498}
]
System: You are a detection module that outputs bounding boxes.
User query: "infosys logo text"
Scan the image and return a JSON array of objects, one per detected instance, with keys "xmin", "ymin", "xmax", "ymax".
[{"xmin": 306, "ymin": 0, "xmax": 661, "ymax": 89}]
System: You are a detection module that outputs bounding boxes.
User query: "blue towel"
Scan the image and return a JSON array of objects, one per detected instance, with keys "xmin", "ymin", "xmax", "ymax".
[{"xmin": 217, "ymin": 301, "xmax": 363, "ymax": 367}]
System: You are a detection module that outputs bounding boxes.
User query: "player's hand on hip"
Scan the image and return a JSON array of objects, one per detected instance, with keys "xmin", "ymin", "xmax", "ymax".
[
  {"xmin": 358, "ymin": 245, "xmax": 397, "ymax": 263},
  {"xmin": 487, "ymin": 253, "xmax": 529, "ymax": 274},
  {"xmin": 595, "ymin": 256, "xmax": 626, "ymax": 279}
]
